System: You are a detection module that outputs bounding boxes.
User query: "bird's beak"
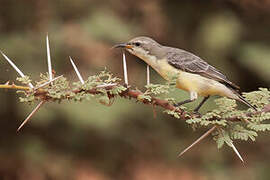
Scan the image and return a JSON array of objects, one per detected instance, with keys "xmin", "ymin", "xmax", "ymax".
[{"xmin": 112, "ymin": 43, "xmax": 133, "ymax": 49}]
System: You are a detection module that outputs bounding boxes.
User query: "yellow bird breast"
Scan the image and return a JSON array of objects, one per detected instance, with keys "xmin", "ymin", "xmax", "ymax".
[{"xmin": 154, "ymin": 59, "xmax": 237, "ymax": 98}]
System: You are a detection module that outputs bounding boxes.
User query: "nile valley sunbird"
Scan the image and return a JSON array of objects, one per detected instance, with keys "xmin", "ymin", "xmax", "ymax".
[{"xmin": 114, "ymin": 36, "xmax": 256, "ymax": 112}]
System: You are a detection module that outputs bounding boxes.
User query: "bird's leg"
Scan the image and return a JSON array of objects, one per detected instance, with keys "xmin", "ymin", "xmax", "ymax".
[
  {"xmin": 174, "ymin": 92, "xmax": 198, "ymax": 107},
  {"xmin": 174, "ymin": 99, "xmax": 194, "ymax": 107},
  {"xmin": 193, "ymin": 96, "xmax": 210, "ymax": 113}
]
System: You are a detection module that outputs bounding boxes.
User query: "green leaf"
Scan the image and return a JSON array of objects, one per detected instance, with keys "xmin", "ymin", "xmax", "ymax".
[
  {"xmin": 137, "ymin": 94, "xmax": 152, "ymax": 102},
  {"xmin": 230, "ymin": 125, "xmax": 257, "ymax": 141},
  {"xmin": 163, "ymin": 110, "xmax": 180, "ymax": 119},
  {"xmin": 214, "ymin": 129, "xmax": 232, "ymax": 149},
  {"xmin": 186, "ymin": 117, "xmax": 201, "ymax": 124},
  {"xmin": 247, "ymin": 123, "xmax": 270, "ymax": 132},
  {"xmin": 145, "ymin": 83, "xmax": 170, "ymax": 95},
  {"xmin": 109, "ymin": 85, "xmax": 126, "ymax": 95},
  {"xmin": 243, "ymin": 88, "xmax": 270, "ymax": 108},
  {"xmin": 215, "ymin": 97, "xmax": 237, "ymax": 112},
  {"xmin": 17, "ymin": 76, "xmax": 32, "ymax": 85}
]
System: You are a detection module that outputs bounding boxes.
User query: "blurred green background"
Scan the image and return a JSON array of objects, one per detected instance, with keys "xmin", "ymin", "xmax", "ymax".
[{"xmin": 0, "ymin": 0, "xmax": 270, "ymax": 179}]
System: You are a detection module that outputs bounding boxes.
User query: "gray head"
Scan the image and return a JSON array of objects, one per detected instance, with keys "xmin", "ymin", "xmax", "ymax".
[{"xmin": 113, "ymin": 36, "xmax": 164, "ymax": 60}]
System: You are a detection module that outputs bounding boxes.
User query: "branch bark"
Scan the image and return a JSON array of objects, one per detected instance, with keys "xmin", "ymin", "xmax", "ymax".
[{"xmin": 1, "ymin": 83, "xmax": 269, "ymax": 122}]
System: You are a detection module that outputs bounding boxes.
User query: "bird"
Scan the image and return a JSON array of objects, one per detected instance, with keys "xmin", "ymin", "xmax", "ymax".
[{"xmin": 113, "ymin": 36, "xmax": 256, "ymax": 112}]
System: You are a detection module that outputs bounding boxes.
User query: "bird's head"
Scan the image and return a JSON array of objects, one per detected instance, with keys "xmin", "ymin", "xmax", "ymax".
[{"xmin": 113, "ymin": 36, "xmax": 164, "ymax": 61}]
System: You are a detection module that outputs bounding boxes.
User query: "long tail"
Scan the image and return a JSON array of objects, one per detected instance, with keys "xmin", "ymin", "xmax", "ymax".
[{"xmin": 236, "ymin": 93, "xmax": 257, "ymax": 111}]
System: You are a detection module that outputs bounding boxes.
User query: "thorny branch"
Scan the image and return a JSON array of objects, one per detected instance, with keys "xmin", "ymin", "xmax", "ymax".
[
  {"xmin": 5, "ymin": 81, "xmax": 264, "ymax": 162},
  {"xmin": 1, "ymin": 82, "xmax": 269, "ymax": 122}
]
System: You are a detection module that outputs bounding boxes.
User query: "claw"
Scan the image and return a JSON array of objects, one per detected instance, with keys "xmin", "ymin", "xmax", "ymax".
[{"xmin": 193, "ymin": 110, "xmax": 201, "ymax": 117}]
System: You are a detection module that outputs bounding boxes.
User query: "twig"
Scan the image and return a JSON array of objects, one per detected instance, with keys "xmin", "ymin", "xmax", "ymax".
[
  {"xmin": 0, "ymin": 51, "xmax": 34, "ymax": 88},
  {"xmin": 1, "ymin": 82, "xmax": 270, "ymax": 122},
  {"xmin": 17, "ymin": 101, "xmax": 45, "ymax": 131},
  {"xmin": 227, "ymin": 104, "xmax": 270, "ymax": 122},
  {"xmin": 96, "ymin": 83, "xmax": 117, "ymax": 88},
  {"xmin": 178, "ymin": 126, "xmax": 217, "ymax": 157},
  {"xmin": 69, "ymin": 56, "xmax": 85, "ymax": 84},
  {"xmin": 46, "ymin": 35, "xmax": 53, "ymax": 81},
  {"xmin": 34, "ymin": 75, "xmax": 63, "ymax": 90},
  {"xmin": 0, "ymin": 84, "xmax": 30, "ymax": 91}
]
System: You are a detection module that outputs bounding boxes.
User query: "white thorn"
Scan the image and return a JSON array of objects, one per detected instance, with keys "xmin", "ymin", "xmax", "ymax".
[
  {"xmin": 146, "ymin": 65, "xmax": 150, "ymax": 85},
  {"xmin": 122, "ymin": 52, "xmax": 128, "ymax": 85},
  {"xmin": 96, "ymin": 83, "xmax": 117, "ymax": 88},
  {"xmin": 69, "ymin": 56, "xmax": 85, "ymax": 84},
  {"xmin": 0, "ymin": 51, "xmax": 34, "ymax": 88},
  {"xmin": 178, "ymin": 126, "xmax": 217, "ymax": 157},
  {"xmin": 46, "ymin": 35, "xmax": 53, "ymax": 81},
  {"xmin": 34, "ymin": 75, "xmax": 63, "ymax": 90},
  {"xmin": 17, "ymin": 101, "xmax": 45, "ymax": 131},
  {"xmin": 229, "ymin": 141, "xmax": 244, "ymax": 163}
]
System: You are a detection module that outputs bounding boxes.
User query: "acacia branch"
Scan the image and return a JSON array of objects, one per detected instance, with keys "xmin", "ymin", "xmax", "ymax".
[
  {"xmin": 226, "ymin": 104, "xmax": 270, "ymax": 122},
  {"xmin": 1, "ymin": 82, "xmax": 269, "ymax": 122},
  {"xmin": 0, "ymin": 84, "xmax": 31, "ymax": 91}
]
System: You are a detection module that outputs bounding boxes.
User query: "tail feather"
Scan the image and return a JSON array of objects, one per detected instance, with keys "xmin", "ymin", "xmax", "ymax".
[
  {"xmin": 236, "ymin": 94, "xmax": 257, "ymax": 111},
  {"xmin": 229, "ymin": 88, "xmax": 257, "ymax": 111}
]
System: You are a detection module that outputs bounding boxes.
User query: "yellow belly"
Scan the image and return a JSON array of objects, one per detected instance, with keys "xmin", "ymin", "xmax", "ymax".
[
  {"xmin": 136, "ymin": 55, "xmax": 237, "ymax": 98},
  {"xmin": 175, "ymin": 71, "xmax": 230, "ymax": 97},
  {"xmin": 153, "ymin": 59, "xmax": 237, "ymax": 98}
]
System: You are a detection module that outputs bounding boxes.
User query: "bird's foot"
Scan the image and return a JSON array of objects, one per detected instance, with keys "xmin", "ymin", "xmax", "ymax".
[
  {"xmin": 193, "ymin": 110, "xmax": 201, "ymax": 117},
  {"xmin": 174, "ymin": 103, "xmax": 180, "ymax": 107}
]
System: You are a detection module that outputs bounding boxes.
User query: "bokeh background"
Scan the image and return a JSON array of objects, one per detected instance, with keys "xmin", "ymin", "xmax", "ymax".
[{"xmin": 0, "ymin": 0, "xmax": 270, "ymax": 179}]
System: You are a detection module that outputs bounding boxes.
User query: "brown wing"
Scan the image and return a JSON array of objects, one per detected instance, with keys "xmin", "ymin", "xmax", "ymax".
[{"xmin": 166, "ymin": 48, "xmax": 240, "ymax": 90}]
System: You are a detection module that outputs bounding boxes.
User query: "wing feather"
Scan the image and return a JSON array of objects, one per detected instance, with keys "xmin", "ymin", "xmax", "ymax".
[{"xmin": 166, "ymin": 48, "xmax": 240, "ymax": 90}]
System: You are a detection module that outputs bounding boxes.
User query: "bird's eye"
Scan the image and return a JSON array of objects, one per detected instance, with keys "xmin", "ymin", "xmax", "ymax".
[{"xmin": 134, "ymin": 42, "xmax": 141, "ymax": 46}]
